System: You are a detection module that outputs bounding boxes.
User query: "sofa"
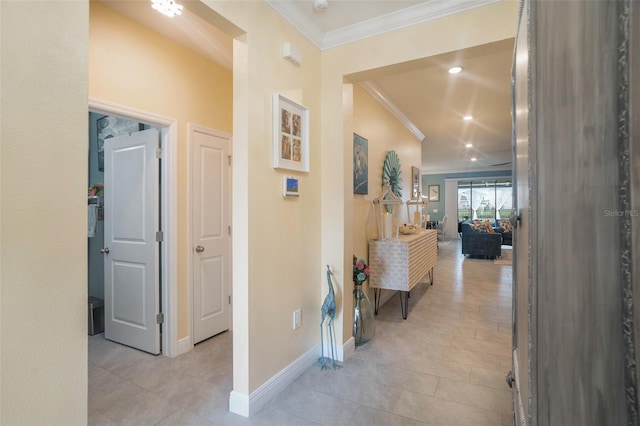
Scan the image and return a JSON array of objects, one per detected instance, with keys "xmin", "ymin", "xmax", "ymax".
[
  {"xmin": 494, "ymin": 218, "xmax": 513, "ymax": 246},
  {"xmin": 460, "ymin": 220, "xmax": 503, "ymax": 258}
]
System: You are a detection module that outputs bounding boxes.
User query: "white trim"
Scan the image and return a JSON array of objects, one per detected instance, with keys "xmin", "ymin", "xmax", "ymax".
[
  {"xmin": 187, "ymin": 123, "xmax": 234, "ymax": 347},
  {"xmin": 228, "ymin": 391, "xmax": 250, "ymax": 418},
  {"xmin": 323, "ymin": 0, "xmax": 502, "ymax": 49},
  {"xmin": 187, "ymin": 123, "xmax": 193, "ymax": 350},
  {"xmin": 359, "ymin": 81, "xmax": 425, "ymax": 142},
  {"xmin": 443, "ymin": 175, "xmax": 512, "ymax": 182},
  {"xmin": 444, "ymin": 180, "xmax": 458, "ymax": 239},
  {"xmin": 229, "ymin": 343, "xmax": 321, "ymax": 417},
  {"xmin": 340, "ymin": 336, "xmax": 356, "ymax": 361},
  {"xmin": 265, "ymin": 0, "xmax": 502, "ymax": 50},
  {"xmin": 178, "ymin": 336, "xmax": 193, "ymax": 356},
  {"xmin": 263, "ymin": 0, "xmax": 324, "ymax": 49},
  {"xmin": 88, "ymin": 98, "xmax": 179, "ymax": 358},
  {"xmin": 422, "ymin": 166, "xmax": 512, "ymax": 175}
]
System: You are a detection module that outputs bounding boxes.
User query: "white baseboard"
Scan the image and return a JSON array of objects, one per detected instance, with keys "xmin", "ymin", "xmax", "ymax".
[
  {"xmin": 228, "ymin": 391, "xmax": 250, "ymax": 417},
  {"xmin": 229, "ymin": 343, "xmax": 320, "ymax": 417},
  {"xmin": 177, "ymin": 336, "xmax": 192, "ymax": 356},
  {"xmin": 340, "ymin": 336, "xmax": 355, "ymax": 361},
  {"xmin": 228, "ymin": 336, "xmax": 356, "ymax": 417}
]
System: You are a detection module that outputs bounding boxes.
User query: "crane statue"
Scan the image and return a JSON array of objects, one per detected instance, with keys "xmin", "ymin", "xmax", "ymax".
[{"xmin": 319, "ymin": 265, "xmax": 340, "ymax": 370}]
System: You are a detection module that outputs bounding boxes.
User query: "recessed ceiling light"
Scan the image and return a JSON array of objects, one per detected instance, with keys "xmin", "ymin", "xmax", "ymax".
[
  {"xmin": 151, "ymin": 0, "xmax": 183, "ymax": 17},
  {"xmin": 448, "ymin": 66, "xmax": 463, "ymax": 74},
  {"xmin": 465, "ymin": 143, "xmax": 473, "ymax": 148},
  {"xmin": 463, "ymin": 115, "xmax": 473, "ymax": 121},
  {"xmin": 471, "ymin": 157, "xmax": 477, "ymax": 162}
]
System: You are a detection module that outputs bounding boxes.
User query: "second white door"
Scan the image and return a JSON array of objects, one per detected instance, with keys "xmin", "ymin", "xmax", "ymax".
[{"xmin": 191, "ymin": 125, "xmax": 231, "ymax": 344}]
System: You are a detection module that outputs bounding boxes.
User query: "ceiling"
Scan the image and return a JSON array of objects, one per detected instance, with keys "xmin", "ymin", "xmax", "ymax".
[{"xmin": 99, "ymin": 0, "xmax": 514, "ymax": 175}]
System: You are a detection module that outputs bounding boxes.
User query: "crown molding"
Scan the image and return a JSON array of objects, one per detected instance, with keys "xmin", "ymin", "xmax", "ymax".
[
  {"xmin": 263, "ymin": 0, "xmax": 325, "ymax": 48},
  {"xmin": 323, "ymin": 0, "xmax": 502, "ymax": 49},
  {"xmin": 422, "ymin": 165, "xmax": 512, "ymax": 175},
  {"xmin": 359, "ymin": 81, "xmax": 425, "ymax": 142},
  {"xmin": 266, "ymin": 0, "xmax": 503, "ymax": 50}
]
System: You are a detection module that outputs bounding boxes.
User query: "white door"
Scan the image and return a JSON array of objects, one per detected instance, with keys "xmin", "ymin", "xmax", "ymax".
[
  {"xmin": 192, "ymin": 127, "xmax": 231, "ymax": 344},
  {"xmin": 103, "ymin": 128, "xmax": 160, "ymax": 355}
]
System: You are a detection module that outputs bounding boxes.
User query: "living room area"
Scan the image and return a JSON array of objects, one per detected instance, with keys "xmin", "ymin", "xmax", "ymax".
[{"xmin": 421, "ymin": 174, "xmax": 514, "ymax": 259}]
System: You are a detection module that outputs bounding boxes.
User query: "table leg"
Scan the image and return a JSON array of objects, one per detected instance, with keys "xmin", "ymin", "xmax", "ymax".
[
  {"xmin": 373, "ymin": 288, "xmax": 381, "ymax": 315},
  {"xmin": 399, "ymin": 291, "xmax": 409, "ymax": 320}
]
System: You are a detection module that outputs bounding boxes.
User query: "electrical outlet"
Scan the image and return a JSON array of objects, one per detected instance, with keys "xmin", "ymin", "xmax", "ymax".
[{"xmin": 293, "ymin": 309, "xmax": 301, "ymax": 330}]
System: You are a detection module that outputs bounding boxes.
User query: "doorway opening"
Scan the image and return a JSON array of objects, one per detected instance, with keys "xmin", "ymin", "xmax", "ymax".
[{"xmin": 88, "ymin": 99, "xmax": 179, "ymax": 357}]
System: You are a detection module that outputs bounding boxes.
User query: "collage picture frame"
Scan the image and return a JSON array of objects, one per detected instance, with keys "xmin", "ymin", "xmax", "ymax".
[{"xmin": 273, "ymin": 94, "xmax": 309, "ymax": 172}]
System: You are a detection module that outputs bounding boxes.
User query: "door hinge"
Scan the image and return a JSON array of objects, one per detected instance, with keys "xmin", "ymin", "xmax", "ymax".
[
  {"xmin": 156, "ymin": 147, "xmax": 162, "ymax": 159},
  {"xmin": 156, "ymin": 312, "xmax": 164, "ymax": 324},
  {"xmin": 156, "ymin": 231, "xmax": 164, "ymax": 242},
  {"xmin": 228, "ymin": 225, "xmax": 231, "ymax": 236},
  {"xmin": 229, "ymin": 295, "xmax": 231, "ymax": 305},
  {"xmin": 228, "ymin": 155, "xmax": 232, "ymax": 166},
  {"xmin": 505, "ymin": 370, "xmax": 514, "ymax": 388}
]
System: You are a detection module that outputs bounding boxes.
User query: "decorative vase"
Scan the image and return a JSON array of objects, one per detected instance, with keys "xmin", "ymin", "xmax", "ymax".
[{"xmin": 353, "ymin": 283, "xmax": 375, "ymax": 346}]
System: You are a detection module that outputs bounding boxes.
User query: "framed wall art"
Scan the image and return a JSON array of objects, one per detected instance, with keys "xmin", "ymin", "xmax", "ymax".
[
  {"xmin": 273, "ymin": 94, "xmax": 309, "ymax": 172},
  {"xmin": 353, "ymin": 133, "xmax": 368, "ymax": 194},
  {"xmin": 382, "ymin": 150, "xmax": 403, "ymax": 198},
  {"xmin": 428, "ymin": 184, "xmax": 440, "ymax": 202}
]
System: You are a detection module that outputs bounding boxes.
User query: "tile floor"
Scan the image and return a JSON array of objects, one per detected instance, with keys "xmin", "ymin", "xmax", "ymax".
[{"xmin": 89, "ymin": 239, "xmax": 514, "ymax": 425}]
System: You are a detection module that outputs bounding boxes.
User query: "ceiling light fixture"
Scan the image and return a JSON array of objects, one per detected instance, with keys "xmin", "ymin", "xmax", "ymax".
[
  {"xmin": 471, "ymin": 157, "xmax": 477, "ymax": 161},
  {"xmin": 151, "ymin": 0, "xmax": 183, "ymax": 17},
  {"xmin": 313, "ymin": 0, "xmax": 329, "ymax": 12},
  {"xmin": 463, "ymin": 115, "xmax": 473, "ymax": 121},
  {"xmin": 465, "ymin": 143, "xmax": 473, "ymax": 148},
  {"xmin": 448, "ymin": 66, "xmax": 462, "ymax": 74}
]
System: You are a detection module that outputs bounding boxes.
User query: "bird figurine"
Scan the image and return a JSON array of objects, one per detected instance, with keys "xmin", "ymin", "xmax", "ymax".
[{"xmin": 320, "ymin": 265, "xmax": 340, "ymax": 370}]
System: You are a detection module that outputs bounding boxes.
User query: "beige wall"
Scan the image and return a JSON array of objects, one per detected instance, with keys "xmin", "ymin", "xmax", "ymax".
[
  {"xmin": 0, "ymin": 1, "xmax": 89, "ymax": 424},
  {"xmin": 352, "ymin": 84, "xmax": 422, "ymax": 299},
  {"xmin": 198, "ymin": 0, "xmax": 324, "ymax": 394},
  {"xmin": 89, "ymin": 1, "xmax": 233, "ymax": 339}
]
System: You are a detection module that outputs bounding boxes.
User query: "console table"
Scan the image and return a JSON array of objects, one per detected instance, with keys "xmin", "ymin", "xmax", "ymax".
[{"xmin": 368, "ymin": 229, "xmax": 437, "ymax": 319}]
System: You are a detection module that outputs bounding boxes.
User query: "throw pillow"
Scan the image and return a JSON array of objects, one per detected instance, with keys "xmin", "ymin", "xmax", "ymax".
[
  {"xmin": 499, "ymin": 219, "xmax": 513, "ymax": 233},
  {"xmin": 470, "ymin": 222, "xmax": 489, "ymax": 233},
  {"xmin": 483, "ymin": 220, "xmax": 495, "ymax": 233}
]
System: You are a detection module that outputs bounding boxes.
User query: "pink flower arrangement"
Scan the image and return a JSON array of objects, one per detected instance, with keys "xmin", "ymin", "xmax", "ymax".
[
  {"xmin": 353, "ymin": 255, "xmax": 370, "ymax": 285},
  {"xmin": 88, "ymin": 183, "xmax": 104, "ymax": 197}
]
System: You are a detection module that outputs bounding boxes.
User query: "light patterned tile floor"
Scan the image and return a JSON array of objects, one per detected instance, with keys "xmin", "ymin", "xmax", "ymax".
[{"xmin": 89, "ymin": 239, "xmax": 514, "ymax": 425}]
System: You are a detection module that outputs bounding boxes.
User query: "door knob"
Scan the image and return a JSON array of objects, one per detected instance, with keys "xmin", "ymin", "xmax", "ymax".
[
  {"xmin": 100, "ymin": 247, "xmax": 110, "ymax": 254},
  {"xmin": 195, "ymin": 245, "xmax": 205, "ymax": 253}
]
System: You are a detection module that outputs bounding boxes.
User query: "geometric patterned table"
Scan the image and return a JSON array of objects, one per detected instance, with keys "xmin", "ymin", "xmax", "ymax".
[{"xmin": 368, "ymin": 229, "xmax": 437, "ymax": 319}]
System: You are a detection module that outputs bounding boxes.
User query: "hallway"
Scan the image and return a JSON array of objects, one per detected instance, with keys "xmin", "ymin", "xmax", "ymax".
[{"xmin": 89, "ymin": 239, "xmax": 513, "ymax": 425}]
